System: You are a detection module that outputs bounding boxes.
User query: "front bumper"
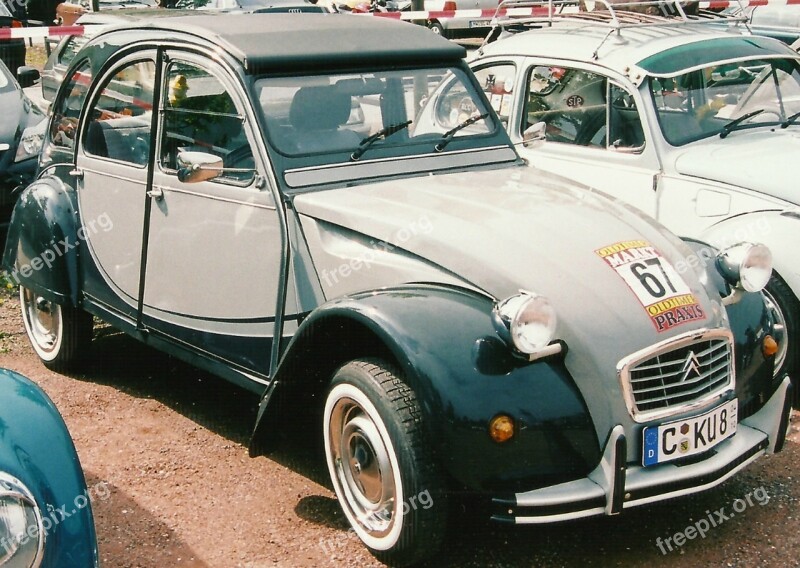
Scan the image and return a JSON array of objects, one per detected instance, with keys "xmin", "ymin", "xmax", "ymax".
[{"xmin": 492, "ymin": 375, "xmax": 792, "ymax": 524}]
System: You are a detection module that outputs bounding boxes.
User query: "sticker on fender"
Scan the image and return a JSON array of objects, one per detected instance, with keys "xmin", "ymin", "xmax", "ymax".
[
  {"xmin": 595, "ymin": 240, "xmax": 705, "ymax": 332},
  {"xmin": 642, "ymin": 399, "xmax": 738, "ymax": 466}
]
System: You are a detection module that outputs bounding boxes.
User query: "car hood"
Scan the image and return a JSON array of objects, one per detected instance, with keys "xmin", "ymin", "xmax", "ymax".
[
  {"xmin": 674, "ymin": 129, "xmax": 800, "ymax": 206},
  {"xmin": 294, "ymin": 167, "xmax": 730, "ymax": 439},
  {"xmin": 0, "ymin": 89, "xmax": 23, "ymax": 144}
]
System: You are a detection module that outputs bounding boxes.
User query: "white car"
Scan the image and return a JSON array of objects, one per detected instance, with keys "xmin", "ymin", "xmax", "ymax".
[{"xmin": 470, "ymin": 0, "xmax": 800, "ymax": 388}]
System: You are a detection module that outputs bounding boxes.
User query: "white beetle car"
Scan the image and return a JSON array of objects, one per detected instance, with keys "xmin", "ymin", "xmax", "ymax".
[{"xmin": 470, "ymin": 0, "xmax": 800, "ymax": 388}]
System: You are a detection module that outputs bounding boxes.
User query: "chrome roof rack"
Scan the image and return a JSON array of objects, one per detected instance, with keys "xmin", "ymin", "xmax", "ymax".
[{"xmin": 481, "ymin": 0, "xmax": 751, "ymax": 51}]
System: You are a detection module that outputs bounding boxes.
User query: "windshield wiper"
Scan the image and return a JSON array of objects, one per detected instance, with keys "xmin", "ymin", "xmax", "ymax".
[
  {"xmin": 435, "ymin": 112, "xmax": 489, "ymax": 152},
  {"xmin": 781, "ymin": 110, "xmax": 800, "ymax": 129},
  {"xmin": 350, "ymin": 120, "xmax": 412, "ymax": 161},
  {"xmin": 719, "ymin": 109, "xmax": 764, "ymax": 139}
]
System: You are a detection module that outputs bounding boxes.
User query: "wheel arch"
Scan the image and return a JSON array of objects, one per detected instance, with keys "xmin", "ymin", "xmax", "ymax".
[
  {"xmin": 250, "ymin": 284, "xmax": 600, "ymax": 492},
  {"xmin": 2, "ymin": 176, "xmax": 82, "ymax": 307}
]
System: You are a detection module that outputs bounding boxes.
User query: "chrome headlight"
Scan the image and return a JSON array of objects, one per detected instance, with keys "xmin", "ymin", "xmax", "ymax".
[
  {"xmin": 14, "ymin": 120, "xmax": 47, "ymax": 164},
  {"xmin": 716, "ymin": 243, "xmax": 772, "ymax": 293},
  {"xmin": 493, "ymin": 292, "xmax": 558, "ymax": 355},
  {"xmin": 0, "ymin": 472, "xmax": 44, "ymax": 567}
]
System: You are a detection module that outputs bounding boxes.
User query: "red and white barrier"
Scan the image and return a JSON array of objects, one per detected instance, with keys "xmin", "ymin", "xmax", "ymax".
[
  {"xmin": 2, "ymin": 0, "xmax": 800, "ymax": 40},
  {"xmin": 0, "ymin": 24, "xmax": 85, "ymax": 40}
]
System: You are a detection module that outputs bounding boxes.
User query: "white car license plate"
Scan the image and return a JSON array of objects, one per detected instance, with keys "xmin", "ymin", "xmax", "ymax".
[
  {"xmin": 642, "ymin": 399, "xmax": 737, "ymax": 467},
  {"xmin": 469, "ymin": 20, "xmax": 492, "ymax": 28}
]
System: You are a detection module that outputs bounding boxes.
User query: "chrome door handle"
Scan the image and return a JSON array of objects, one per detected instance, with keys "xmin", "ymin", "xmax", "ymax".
[{"xmin": 147, "ymin": 187, "xmax": 164, "ymax": 200}]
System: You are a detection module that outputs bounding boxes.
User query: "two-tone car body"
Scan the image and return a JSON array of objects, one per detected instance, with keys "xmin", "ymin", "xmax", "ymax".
[
  {"xmin": 471, "ymin": 0, "xmax": 800, "ymax": 388},
  {"xmin": 1, "ymin": 13, "xmax": 790, "ymax": 565},
  {"xmin": 0, "ymin": 368, "xmax": 99, "ymax": 567}
]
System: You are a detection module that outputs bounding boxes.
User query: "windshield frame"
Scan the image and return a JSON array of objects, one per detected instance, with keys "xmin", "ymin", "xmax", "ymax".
[{"xmin": 250, "ymin": 63, "xmax": 517, "ymax": 192}]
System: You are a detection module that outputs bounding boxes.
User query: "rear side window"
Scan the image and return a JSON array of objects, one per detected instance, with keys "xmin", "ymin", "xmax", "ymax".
[
  {"xmin": 83, "ymin": 59, "xmax": 156, "ymax": 166},
  {"xmin": 50, "ymin": 60, "xmax": 93, "ymax": 150}
]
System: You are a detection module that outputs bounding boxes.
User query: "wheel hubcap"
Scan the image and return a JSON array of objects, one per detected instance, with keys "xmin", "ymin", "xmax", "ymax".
[
  {"xmin": 21, "ymin": 288, "xmax": 60, "ymax": 355},
  {"xmin": 763, "ymin": 288, "xmax": 789, "ymax": 374},
  {"xmin": 330, "ymin": 399, "xmax": 396, "ymax": 537}
]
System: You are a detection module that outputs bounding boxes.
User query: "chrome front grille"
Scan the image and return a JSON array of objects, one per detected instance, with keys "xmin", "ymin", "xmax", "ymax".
[{"xmin": 618, "ymin": 329, "xmax": 734, "ymax": 422}]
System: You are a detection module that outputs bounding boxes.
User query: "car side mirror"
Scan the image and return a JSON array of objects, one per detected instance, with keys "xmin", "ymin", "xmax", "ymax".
[
  {"xmin": 522, "ymin": 121, "xmax": 546, "ymax": 147},
  {"xmin": 17, "ymin": 66, "xmax": 41, "ymax": 89},
  {"xmin": 176, "ymin": 151, "xmax": 223, "ymax": 183}
]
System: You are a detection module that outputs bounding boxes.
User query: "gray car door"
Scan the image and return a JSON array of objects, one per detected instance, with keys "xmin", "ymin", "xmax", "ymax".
[{"xmin": 139, "ymin": 52, "xmax": 284, "ymax": 382}]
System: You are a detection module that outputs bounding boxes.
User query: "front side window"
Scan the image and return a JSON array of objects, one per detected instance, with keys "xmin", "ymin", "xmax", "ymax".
[
  {"xmin": 83, "ymin": 59, "xmax": 155, "ymax": 166},
  {"xmin": 649, "ymin": 58, "xmax": 800, "ymax": 146},
  {"xmin": 255, "ymin": 66, "xmax": 495, "ymax": 159},
  {"xmin": 525, "ymin": 66, "xmax": 644, "ymax": 151},
  {"xmin": 159, "ymin": 61, "xmax": 254, "ymax": 185}
]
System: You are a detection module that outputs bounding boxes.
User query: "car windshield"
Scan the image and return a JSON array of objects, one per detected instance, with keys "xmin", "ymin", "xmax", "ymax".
[
  {"xmin": 649, "ymin": 57, "xmax": 800, "ymax": 145},
  {"xmin": 254, "ymin": 66, "xmax": 494, "ymax": 159}
]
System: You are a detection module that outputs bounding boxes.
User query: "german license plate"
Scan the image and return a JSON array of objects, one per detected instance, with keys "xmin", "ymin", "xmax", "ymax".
[
  {"xmin": 642, "ymin": 399, "xmax": 737, "ymax": 467},
  {"xmin": 469, "ymin": 20, "xmax": 492, "ymax": 28}
]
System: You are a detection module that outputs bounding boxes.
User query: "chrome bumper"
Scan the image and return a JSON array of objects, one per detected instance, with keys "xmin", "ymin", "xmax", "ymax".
[{"xmin": 492, "ymin": 376, "xmax": 792, "ymax": 524}]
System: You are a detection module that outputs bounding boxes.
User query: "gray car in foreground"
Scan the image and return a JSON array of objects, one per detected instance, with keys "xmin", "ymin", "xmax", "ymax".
[{"xmin": 2, "ymin": 13, "xmax": 790, "ymax": 566}]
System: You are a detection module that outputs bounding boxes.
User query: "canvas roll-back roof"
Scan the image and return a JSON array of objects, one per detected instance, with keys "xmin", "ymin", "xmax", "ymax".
[{"xmin": 131, "ymin": 13, "xmax": 467, "ymax": 73}]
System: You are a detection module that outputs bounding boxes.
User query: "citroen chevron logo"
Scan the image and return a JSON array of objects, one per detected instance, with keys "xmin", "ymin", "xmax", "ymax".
[{"xmin": 679, "ymin": 351, "xmax": 702, "ymax": 383}]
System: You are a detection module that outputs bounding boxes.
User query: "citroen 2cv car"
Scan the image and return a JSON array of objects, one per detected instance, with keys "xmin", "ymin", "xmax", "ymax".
[
  {"xmin": 0, "ymin": 368, "xmax": 99, "ymax": 567},
  {"xmin": 1, "ymin": 13, "xmax": 791, "ymax": 565},
  {"xmin": 471, "ymin": 0, "xmax": 800, "ymax": 387}
]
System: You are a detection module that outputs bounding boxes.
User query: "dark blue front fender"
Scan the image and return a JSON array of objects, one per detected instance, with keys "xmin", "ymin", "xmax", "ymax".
[
  {"xmin": 251, "ymin": 284, "xmax": 600, "ymax": 492},
  {"xmin": 1, "ymin": 176, "xmax": 80, "ymax": 307},
  {"xmin": 0, "ymin": 368, "xmax": 98, "ymax": 567}
]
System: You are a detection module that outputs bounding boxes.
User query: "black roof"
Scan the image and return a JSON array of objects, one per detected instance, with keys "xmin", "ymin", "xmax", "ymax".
[{"xmin": 135, "ymin": 13, "xmax": 467, "ymax": 73}]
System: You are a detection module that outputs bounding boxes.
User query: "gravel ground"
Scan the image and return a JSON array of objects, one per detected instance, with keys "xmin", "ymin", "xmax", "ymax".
[{"xmin": 1, "ymin": 283, "xmax": 798, "ymax": 567}]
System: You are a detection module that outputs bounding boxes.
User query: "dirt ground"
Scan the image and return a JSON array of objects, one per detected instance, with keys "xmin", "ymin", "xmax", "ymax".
[{"xmin": 1, "ymin": 284, "xmax": 799, "ymax": 568}]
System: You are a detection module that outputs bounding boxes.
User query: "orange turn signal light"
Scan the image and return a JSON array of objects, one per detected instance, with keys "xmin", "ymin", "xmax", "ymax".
[
  {"xmin": 763, "ymin": 335, "xmax": 779, "ymax": 358},
  {"xmin": 489, "ymin": 415, "xmax": 515, "ymax": 444}
]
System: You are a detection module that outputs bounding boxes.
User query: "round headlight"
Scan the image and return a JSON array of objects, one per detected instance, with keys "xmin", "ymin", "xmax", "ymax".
[
  {"xmin": 0, "ymin": 473, "xmax": 44, "ymax": 567},
  {"xmin": 716, "ymin": 243, "xmax": 773, "ymax": 293},
  {"xmin": 494, "ymin": 293, "xmax": 558, "ymax": 354}
]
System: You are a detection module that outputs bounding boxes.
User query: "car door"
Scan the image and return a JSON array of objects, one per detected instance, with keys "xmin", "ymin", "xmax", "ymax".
[
  {"xmin": 75, "ymin": 52, "xmax": 157, "ymax": 317},
  {"xmin": 473, "ymin": 59, "xmax": 662, "ymax": 217},
  {"xmin": 141, "ymin": 53, "xmax": 282, "ymax": 379}
]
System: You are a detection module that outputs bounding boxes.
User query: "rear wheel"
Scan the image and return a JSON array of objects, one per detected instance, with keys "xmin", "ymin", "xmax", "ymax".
[
  {"xmin": 20, "ymin": 286, "xmax": 92, "ymax": 372},
  {"xmin": 763, "ymin": 274, "xmax": 799, "ymax": 404},
  {"xmin": 323, "ymin": 359, "xmax": 446, "ymax": 566}
]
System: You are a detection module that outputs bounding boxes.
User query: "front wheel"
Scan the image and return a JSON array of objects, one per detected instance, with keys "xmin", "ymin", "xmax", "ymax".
[
  {"xmin": 763, "ymin": 274, "xmax": 799, "ymax": 404},
  {"xmin": 323, "ymin": 359, "xmax": 446, "ymax": 566},
  {"xmin": 20, "ymin": 286, "xmax": 92, "ymax": 372}
]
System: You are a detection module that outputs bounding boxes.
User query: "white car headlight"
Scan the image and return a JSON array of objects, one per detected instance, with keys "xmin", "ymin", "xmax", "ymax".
[
  {"xmin": 14, "ymin": 120, "xmax": 47, "ymax": 163},
  {"xmin": 0, "ymin": 472, "xmax": 45, "ymax": 567},
  {"xmin": 493, "ymin": 292, "xmax": 558, "ymax": 355},
  {"xmin": 716, "ymin": 243, "xmax": 772, "ymax": 293}
]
